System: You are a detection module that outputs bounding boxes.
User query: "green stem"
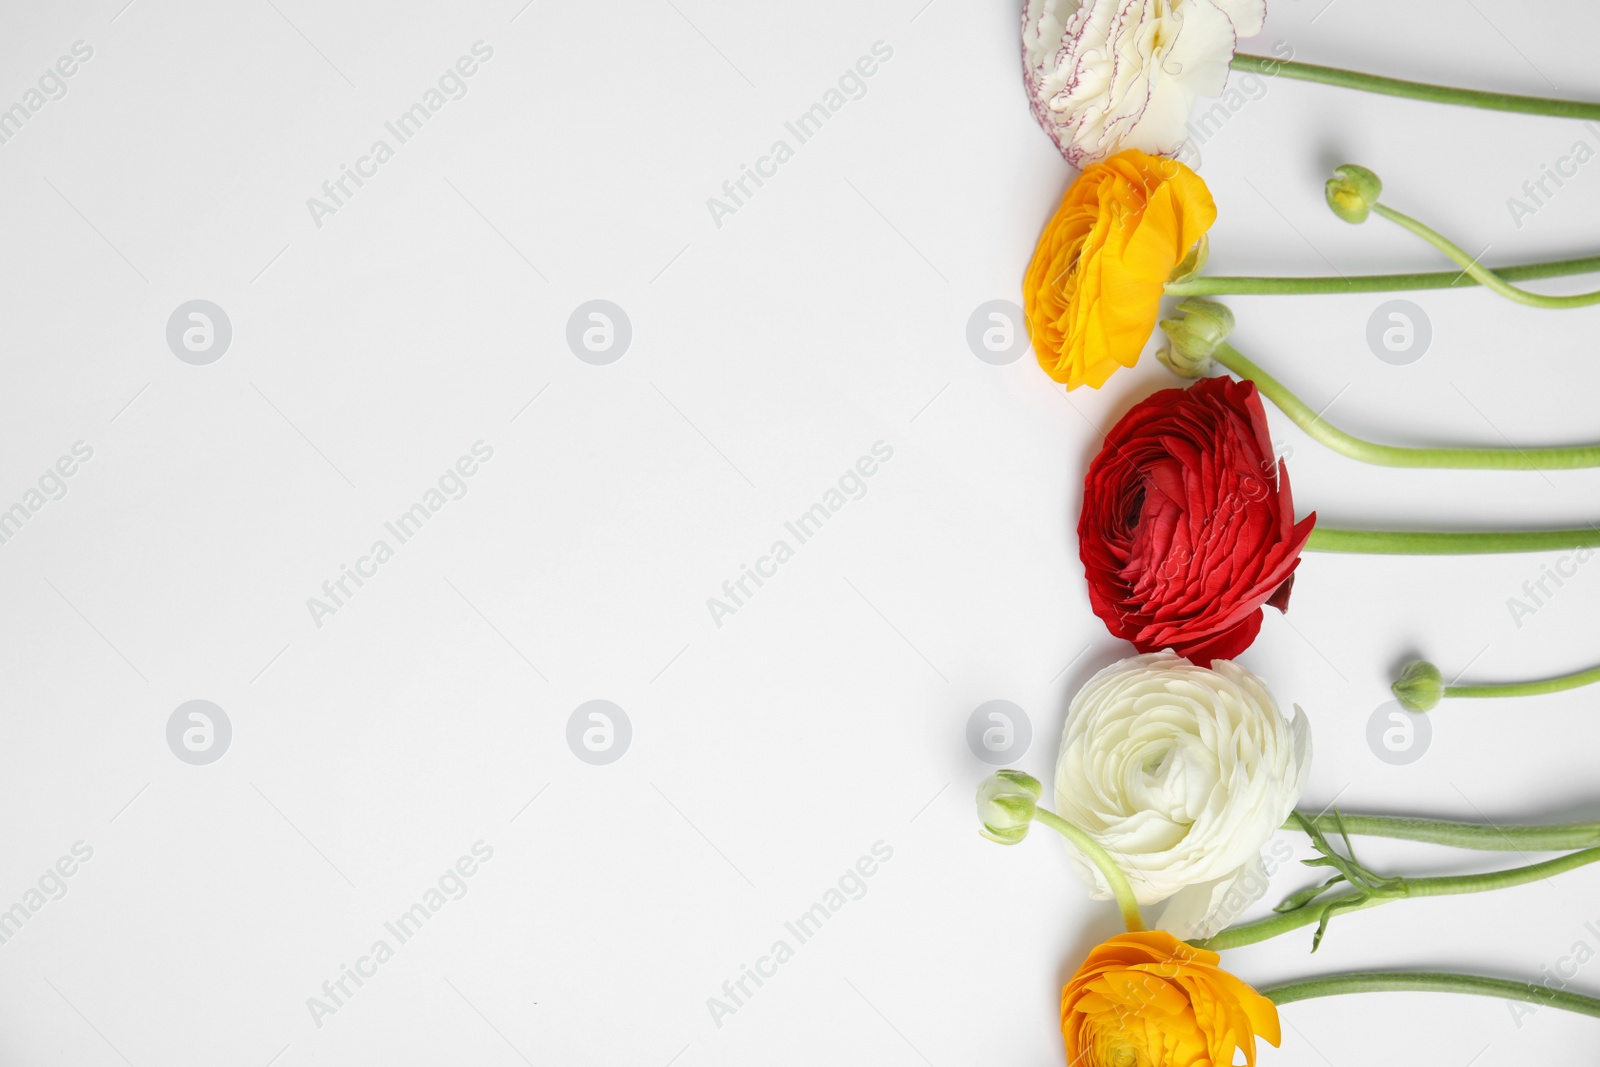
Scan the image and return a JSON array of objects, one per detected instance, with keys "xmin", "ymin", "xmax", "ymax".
[
  {"xmin": 1305, "ymin": 526, "xmax": 1600, "ymax": 555},
  {"xmin": 1194, "ymin": 847, "xmax": 1600, "ymax": 951},
  {"xmin": 1372, "ymin": 203, "xmax": 1600, "ymax": 309},
  {"xmin": 1212, "ymin": 342, "xmax": 1600, "ymax": 469},
  {"xmin": 1034, "ymin": 808, "xmax": 1146, "ymax": 932},
  {"xmin": 1288, "ymin": 811, "xmax": 1600, "ymax": 852},
  {"xmin": 1166, "ymin": 254, "xmax": 1600, "ymax": 297},
  {"xmin": 1447, "ymin": 662, "xmax": 1600, "ymax": 700},
  {"xmin": 1263, "ymin": 971, "xmax": 1600, "ymax": 1021},
  {"xmin": 1232, "ymin": 53, "xmax": 1600, "ymax": 120}
]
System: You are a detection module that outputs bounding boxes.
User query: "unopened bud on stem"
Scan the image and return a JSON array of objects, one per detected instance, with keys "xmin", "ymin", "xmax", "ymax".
[
  {"xmin": 1392, "ymin": 660, "xmax": 1444, "ymax": 712},
  {"xmin": 1158, "ymin": 299, "xmax": 1235, "ymax": 377},
  {"xmin": 1326, "ymin": 164, "xmax": 1383, "ymax": 224},
  {"xmin": 976, "ymin": 769, "xmax": 1042, "ymax": 845}
]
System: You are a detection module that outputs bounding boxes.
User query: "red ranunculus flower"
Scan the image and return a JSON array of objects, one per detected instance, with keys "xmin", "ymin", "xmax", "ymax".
[{"xmin": 1078, "ymin": 377, "xmax": 1315, "ymax": 666}]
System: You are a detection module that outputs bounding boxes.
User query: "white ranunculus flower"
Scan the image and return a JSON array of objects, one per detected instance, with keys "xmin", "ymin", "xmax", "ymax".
[
  {"xmin": 1054, "ymin": 651, "xmax": 1310, "ymax": 938},
  {"xmin": 1022, "ymin": 0, "xmax": 1266, "ymax": 166}
]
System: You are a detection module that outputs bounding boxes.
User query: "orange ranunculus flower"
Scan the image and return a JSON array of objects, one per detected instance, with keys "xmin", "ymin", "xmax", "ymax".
[
  {"xmin": 1062, "ymin": 930, "xmax": 1280, "ymax": 1067},
  {"xmin": 1024, "ymin": 150, "xmax": 1216, "ymax": 390}
]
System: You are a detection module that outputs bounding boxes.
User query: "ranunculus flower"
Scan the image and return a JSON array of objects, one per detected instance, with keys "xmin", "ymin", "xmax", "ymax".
[
  {"xmin": 1055, "ymin": 653, "xmax": 1311, "ymax": 938},
  {"xmin": 1022, "ymin": 0, "xmax": 1266, "ymax": 166},
  {"xmin": 1079, "ymin": 376, "xmax": 1315, "ymax": 664},
  {"xmin": 1062, "ymin": 929, "xmax": 1281, "ymax": 1067},
  {"xmin": 1024, "ymin": 150, "xmax": 1215, "ymax": 391}
]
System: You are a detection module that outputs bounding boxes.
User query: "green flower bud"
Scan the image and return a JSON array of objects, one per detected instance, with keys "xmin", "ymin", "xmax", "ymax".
[
  {"xmin": 1326, "ymin": 164, "xmax": 1383, "ymax": 224},
  {"xmin": 1392, "ymin": 660, "xmax": 1444, "ymax": 713},
  {"xmin": 977, "ymin": 769, "xmax": 1042, "ymax": 845},
  {"xmin": 1157, "ymin": 298, "xmax": 1234, "ymax": 378}
]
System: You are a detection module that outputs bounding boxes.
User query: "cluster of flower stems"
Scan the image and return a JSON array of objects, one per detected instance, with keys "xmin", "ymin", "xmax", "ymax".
[
  {"xmin": 1208, "ymin": 50, "xmax": 1600, "ymax": 1021},
  {"xmin": 1030, "ymin": 46, "xmax": 1600, "ymax": 1022},
  {"xmin": 1035, "ymin": 798, "xmax": 1600, "ymax": 1016},
  {"xmin": 1158, "ymin": 120, "xmax": 1600, "ymax": 709}
]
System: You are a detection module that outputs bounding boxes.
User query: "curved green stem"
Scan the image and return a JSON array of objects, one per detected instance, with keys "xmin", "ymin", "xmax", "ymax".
[
  {"xmin": 1372, "ymin": 202, "xmax": 1600, "ymax": 308},
  {"xmin": 1263, "ymin": 971, "xmax": 1600, "ymax": 1020},
  {"xmin": 1232, "ymin": 53, "xmax": 1600, "ymax": 121},
  {"xmin": 1034, "ymin": 808, "xmax": 1146, "ymax": 932},
  {"xmin": 1194, "ymin": 847, "xmax": 1600, "ymax": 951},
  {"xmin": 1287, "ymin": 811, "xmax": 1600, "ymax": 852},
  {"xmin": 1213, "ymin": 342, "xmax": 1600, "ymax": 469},
  {"xmin": 1305, "ymin": 526, "xmax": 1600, "ymax": 555},
  {"xmin": 1165, "ymin": 254, "xmax": 1600, "ymax": 297},
  {"xmin": 1447, "ymin": 662, "xmax": 1600, "ymax": 700}
]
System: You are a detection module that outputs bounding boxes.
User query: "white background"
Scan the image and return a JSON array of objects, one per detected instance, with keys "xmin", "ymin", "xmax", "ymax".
[{"xmin": 2, "ymin": 1, "xmax": 1599, "ymax": 1064}]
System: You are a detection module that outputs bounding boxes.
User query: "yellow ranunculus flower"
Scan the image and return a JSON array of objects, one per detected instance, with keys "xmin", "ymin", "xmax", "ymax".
[
  {"xmin": 1024, "ymin": 150, "xmax": 1216, "ymax": 390},
  {"xmin": 1062, "ymin": 930, "xmax": 1280, "ymax": 1067}
]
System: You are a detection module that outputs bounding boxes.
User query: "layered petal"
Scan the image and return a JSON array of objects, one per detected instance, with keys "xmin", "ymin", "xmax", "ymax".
[
  {"xmin": 1078, "ymin": 376, "xmax": 1315, "ymax": 662},
  {"xmin": 1024, "ymin": 150, "xmax": 1216, "ymax": 390},
  {"xmin": 1023, "ymin": 0, "xmax": 1267, "ymax": 166},
  {"xmin": 1063, "ymin": 929, "xmax": 1281, "ymax": 1067},
  {"xmin": 1055, "ymin": 653, "xmax": 1312, "ymax": 931}
]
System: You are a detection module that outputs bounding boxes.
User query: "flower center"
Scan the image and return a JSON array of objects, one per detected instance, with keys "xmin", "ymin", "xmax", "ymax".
[
  {"xmin": 1106, "ymin": 1043, "xmax": 1144, "ymax": 1067},
  {"xmin": 1123, "ymin": 487, "xmax": 1145, "ymax": 529}
]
